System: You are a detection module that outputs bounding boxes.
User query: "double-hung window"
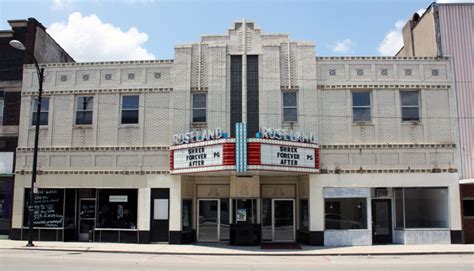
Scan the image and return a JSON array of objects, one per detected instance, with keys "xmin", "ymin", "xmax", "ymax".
[
  {"xmin": 283, "ymin": 92, "xmax": 298, "ymax": 122},
  {"xmin": 352, "ymin": 91, "xmax": 371, "ymax": 122},
  {"xmin": 400, "ymin": 91, "xmax": 420, "ymax": 121},
  {"xmin": 75, "ymin": 96, "xmax": 93, "ymax": 125},
  {"xmin": 121, "ymin": 95, "xmax": 139, "ymax": 124},
  {"xmin": 32, "ymin": 97, "xmax": 49, "ymax": 126},
  {"xmin": 192, "ymin": 93, "xmax": 207, "ymax": 123}
]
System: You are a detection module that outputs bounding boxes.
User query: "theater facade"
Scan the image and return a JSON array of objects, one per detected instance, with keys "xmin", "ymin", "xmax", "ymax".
[{"xmin": 10, "ymin": 21, "xmax": 462, "ymax": 246}]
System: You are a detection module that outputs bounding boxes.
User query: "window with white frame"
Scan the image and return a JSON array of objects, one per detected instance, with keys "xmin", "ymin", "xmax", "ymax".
[
  {"xmin": 192, "ymin": 93, "xmax": 207, "ymax": 123},
  {"xmin": 75, "ymin": 96, "xmax": 93, "ymax": 125},
  {"xmin": 31, "ymin": 97, "xmax": 49, "ymax": 126},
  {"xmin": 352, "ymin": 91, "xmax": 371, "ymax": 122},
  {"xmin": 283, "ymin": 91, "xmax": 297, "ymax": 122},
  {"xmin": 400, "ymin": 91, "xmax": 420, "ymax": 121},
  {"xmin": 121, "ymin": 95, "xmax": 139, "ymax": 124}
]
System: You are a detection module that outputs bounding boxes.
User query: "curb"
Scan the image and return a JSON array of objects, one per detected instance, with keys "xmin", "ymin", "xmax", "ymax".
[{"xmin": 3, "ymin": 247, "xmax": 474, "ymax": 257}]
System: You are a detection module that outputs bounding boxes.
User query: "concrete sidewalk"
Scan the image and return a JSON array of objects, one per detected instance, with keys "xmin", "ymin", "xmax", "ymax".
[{"xmin": 1, "ymin": 240, "xmax": 473, "ymax": 256}]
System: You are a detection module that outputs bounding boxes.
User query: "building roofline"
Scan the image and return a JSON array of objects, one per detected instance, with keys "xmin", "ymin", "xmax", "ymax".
[
  {"xmin": 315, "ymin": 56, "xmax": 449, "ymax": 61},
  {"xmin": 23, "ymin": 59, "xmax": 174, "ymax": 68}
]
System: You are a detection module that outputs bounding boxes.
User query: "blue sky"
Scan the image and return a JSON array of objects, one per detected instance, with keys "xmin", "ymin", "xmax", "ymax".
[{"xmin": 1, "ymin": 0, "xmax": 471, "ymax": 61}]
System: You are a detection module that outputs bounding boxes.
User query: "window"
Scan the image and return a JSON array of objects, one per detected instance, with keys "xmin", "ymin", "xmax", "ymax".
[
  {"xmin": 0, "ymin": 96, "xmax": 4, "ymax": 125},
  {"xmin": 96, "ymin": 189, "xmax": 137, "ymax": 229},
  {"xmin": 232, "ymin": 199, "xmax": 257, "ymax": 224},
  {"xmin": 121, "ymin": 95, "xmax": 139, "ymax": 124},
  {"xmin": 463, "ymin": 199, "xmax": 474, "ymax": 217},
  {"xmin": 325, "ymin": 198, "xmax": 367, "ymax": 230},
  {"xmin": 192, "ymin": 93, "xmax": 207, "ymax": 123},
  {"xmin": 283, "ymin": 92, "xmax": 297, "ymax": 122},
  {"xmin": 356, "ymin": 69, "xmax": 364, "ymax": 76},
  {"xmin": 75, "ymin": 96, "xmax": 93, "ymax": 125},
  {"xmin": 329, "ymin": 69, "xmax": 336, "ymax": 76},
  {"xmin": 105, "ymin": 74, "xmax": 112, "ymax": 80},
  {"xmin": 182, "ymin": 199, "xmax": 193, "ymax": 232},
  {"xmin": 401, "ymin": 91, "xmax": 420, "ymax": 121},
  {"xmin": 300, "ymin": 199, "xmax": 309, "ymax": 231},
  {"xmin": 31, "ymin": 97, "xmax": 49, "ymax": 126},
  {"xmin": 352, "ymin": 91, "xmax": 371, "ymax": 122},
  {"xmin": 395, "ymin": 188, "xmax": 449, "ymax": 229}
]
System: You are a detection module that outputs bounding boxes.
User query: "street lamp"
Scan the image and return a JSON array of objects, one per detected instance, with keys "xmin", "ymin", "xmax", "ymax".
[{"xmin": 10, "ymin": 39, "xmax": 44, "ymax": 247}]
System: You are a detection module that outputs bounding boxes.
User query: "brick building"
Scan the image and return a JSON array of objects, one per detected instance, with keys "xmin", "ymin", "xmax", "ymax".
[
  {"xmin": 0, "ymin": 18, "xmax": 74, "ymax": 237},
  {"xmin": 397, "ymin": 2, "xmax": 473, "ymax": 244},
  {"xmin": 11, "ymin": 21, "xmax": 462, "ymax": 246}
]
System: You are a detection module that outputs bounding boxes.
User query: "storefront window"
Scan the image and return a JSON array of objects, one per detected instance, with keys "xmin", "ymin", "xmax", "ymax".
[
  {"xmin": 23, "ymin": 188, "xmax": 64, "ymax": 228},
  {"xmin": 300, "ymin": 199, "xmax": 309, "ymax": 231},
  {"xmin": 220, "ymin": 199, "xmax": 230, "ymax": 241},
  {"xmin": 232, "ymin": 199, "xmax": 256, "ymax": 224},
  {"xmin": 324, "ymin": 198, "xmax": 367, "ymax": 230},
  {"xmin": 96, "ymin": 189, "xmax": 137, "ymax": 229},
  {"xmin": 404, "ymin": 188, "xmax": 448, "ymax": 228},
  {"xmin": 394, "ymin": 187, "xmax": 449, "ymax": 229},
  {"xmin": 182, "ymin": 199, "xmax": 192, "ymax": 232},
  {"xmin": 394, "ymin": 188, "xmax": 404, "ymax": 229}
]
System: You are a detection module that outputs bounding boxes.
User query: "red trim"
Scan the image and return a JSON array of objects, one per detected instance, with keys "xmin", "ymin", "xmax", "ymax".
[
  {"xmin": 248, "ymin": 142, "xmax": 261, "ymax": 165},
  {"xmin": 315, "ymin": 148, "xmax": 320, "ymax": 169},
  {"xmin": 169, "ymin": 150, "xmax": 174, "ymax": 170},
  {"xmin": 223, "ymin": 143, "xmax": 235, "ymax": 165}
]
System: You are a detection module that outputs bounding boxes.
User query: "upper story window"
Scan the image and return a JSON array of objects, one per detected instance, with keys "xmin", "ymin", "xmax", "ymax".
[
  {"xmin": 75, "ymin": 96, "xmax": 93, "ymax": 125},
  {"xmin": 400, "ymin": 91, "xmax": 420, "ymax": 121},
  {"xmin": 283, "ymin": 91, "xmax": 298, "ymax": 122},
  {"xmin": 192, "ymin": 93, "xmax": 207, "ymax": 123},
  {"xmin": 352, "ymin": 91, "xmax": 371, "ymax": 122},
  {"xmin": 32, "ymin": 97, "xmax": 49, "ymax": 126},
  {"xmin": 121, "ymin": 95, "xmax": 139, "ymax": 124}
]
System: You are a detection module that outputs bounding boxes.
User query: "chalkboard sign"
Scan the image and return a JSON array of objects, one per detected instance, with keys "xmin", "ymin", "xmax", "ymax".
[{"xmin": 23, "ymin": 188, "xmax": 64, "ymax": 228}]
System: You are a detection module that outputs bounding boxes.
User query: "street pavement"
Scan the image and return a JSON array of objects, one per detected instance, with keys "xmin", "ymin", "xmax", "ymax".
[{"xmin": 1, "ymin": 249, "xmax": 473, "ymax": 270}]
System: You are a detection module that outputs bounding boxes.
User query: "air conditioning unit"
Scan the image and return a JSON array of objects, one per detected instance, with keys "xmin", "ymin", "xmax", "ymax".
[{"xmin": 374, "ymin": 188, "xmax": 391, "ymax": 198}]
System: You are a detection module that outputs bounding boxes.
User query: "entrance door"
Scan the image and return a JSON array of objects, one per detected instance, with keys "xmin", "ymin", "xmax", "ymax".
[
  {"xmin": 262, "ymin": 199, "xmax": 295, "ymax": 242},
  {"xmin": 273, "ymin": 199, "xmax": 295, "ymax": 242},
  {"xmin": 150, "ymin": 189, "xmax": 170, "ymax": 242},
  {"xmin": 372, "ymin": 199, "xmax": 392, "ymax": 244},
  {"xmin": 78, "ymin": 199, "xmax": 96, "ymax": 241},
  {"xmin": 198, "ymin": 199, "xmax": 219, "ymax": 242}
]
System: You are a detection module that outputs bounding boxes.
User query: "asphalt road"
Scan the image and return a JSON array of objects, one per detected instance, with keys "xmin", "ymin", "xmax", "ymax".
[{"xmin": 0, "ymin": 249, "xmax": 473, "ymax": 271}]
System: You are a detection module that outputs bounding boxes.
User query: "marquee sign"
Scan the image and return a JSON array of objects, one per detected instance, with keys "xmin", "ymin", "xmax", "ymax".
[
  {"xmin": 248, "ymin": 139, "xmax": 319, "ymax": 173},
  {"xmin": 170, "ymin": 139, "xmax": 236, "ymax": 174}
]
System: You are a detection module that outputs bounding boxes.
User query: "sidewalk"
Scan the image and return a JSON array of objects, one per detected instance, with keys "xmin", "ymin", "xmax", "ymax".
[{"xmin": 1, "ymin": 240, "xmax": 474, "ymax": 256}]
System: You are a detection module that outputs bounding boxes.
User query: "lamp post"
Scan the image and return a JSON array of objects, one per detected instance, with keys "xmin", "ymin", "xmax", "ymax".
[{"xmin": 10, "ymin": 39, "xmax": 44, "ymax": 247}]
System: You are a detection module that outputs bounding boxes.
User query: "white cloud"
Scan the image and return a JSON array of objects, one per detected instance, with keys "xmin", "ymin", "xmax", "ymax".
[
  {"xmin": 332, "ymin": 39, "xmax": 354, "ymax": 53},
  {"xmin": 50, "ymin": 0, "xmax": 75, "ymax": 10},
  {"xmin": 47, "ymin": 12, "xmax": 155, "ymax": 62},
  {"xmin": 378, "ymin": 19, "xmax": 406, "ymax": 56},
  {"xmin": 417, "ymin": 8, "xmax": 426, "ymax": 16}
]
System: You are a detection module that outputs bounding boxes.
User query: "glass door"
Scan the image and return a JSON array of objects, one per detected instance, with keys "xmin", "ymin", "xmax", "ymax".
[
  {"xmin": 273, "ymin": 199, "xmax": 295, "ymax": 242},
  {"xmin": 78, "ymin": 199, "xmax": 96, "ymax": 241},
  {"xmin": 372, "ymin": 199, "xmax": 392, "ymax": 244},
  {"xmin": 198, "ymin": 199, "xmax": 219, "ymax": 242}
]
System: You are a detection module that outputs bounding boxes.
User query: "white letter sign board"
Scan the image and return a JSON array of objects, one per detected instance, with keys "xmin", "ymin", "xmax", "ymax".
[
  {"xmin": 173, "ymin": 144, "xmax": 223, "ymax": 169},
  {"xmin": 260, "ymin": 144, "xmax": 315, "ymax": 168}
]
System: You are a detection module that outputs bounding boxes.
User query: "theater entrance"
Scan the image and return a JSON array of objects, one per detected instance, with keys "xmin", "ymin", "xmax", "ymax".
[{"xmin": 262, "ymin": 199, "xmax": 295, "ymax": 242}]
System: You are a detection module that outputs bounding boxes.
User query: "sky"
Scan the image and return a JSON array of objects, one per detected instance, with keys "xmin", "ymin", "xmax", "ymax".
[{"xmin": 1, "ymin": 0, "xmax": 472, "ymax": 62}]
